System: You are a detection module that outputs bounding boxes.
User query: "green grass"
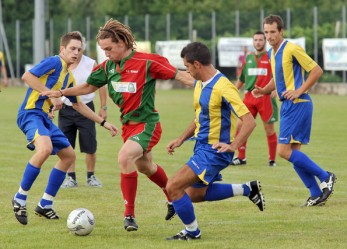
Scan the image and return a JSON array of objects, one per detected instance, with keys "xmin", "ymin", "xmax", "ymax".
[{"xmin": 0, "ymin": 87, "xmax": 346, "ymax": 249}]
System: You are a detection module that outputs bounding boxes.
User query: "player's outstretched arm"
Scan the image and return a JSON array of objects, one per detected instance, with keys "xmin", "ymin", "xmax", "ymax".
[
  {"xmin": 41, "ymin": 83, "xmax": 98, "ymax": 98},
  {"xmin": 166, "ymin": 119, "xmax": 196, "ymax": 155},
  {"xmin": 72, "ymin": 102, "xmax": 118, "ymax": 137},
  {"xmin": 175, "ymin": 70, "xmax": 195, "ymax": 87}
]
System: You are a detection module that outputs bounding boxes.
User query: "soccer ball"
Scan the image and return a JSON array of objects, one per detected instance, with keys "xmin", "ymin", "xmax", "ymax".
[{"xmin": 67, "ymin": 208, "xmax": 95, "ymax": 236}]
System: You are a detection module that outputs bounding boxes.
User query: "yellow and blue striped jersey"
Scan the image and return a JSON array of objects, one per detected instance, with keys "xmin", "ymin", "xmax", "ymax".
[
  {"xmin": 19, "ymin": 56, "xmax": 79, "ymax": 114},
  {"xmin": 193, "ymin": 73, "xmax": 249, "ymax": 144},
  {"xmin": 269, "ymin": 40, "xmax": 317, "ymax": 101}
]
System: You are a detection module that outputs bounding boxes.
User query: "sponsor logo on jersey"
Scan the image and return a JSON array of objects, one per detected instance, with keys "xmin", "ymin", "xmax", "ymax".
[
  {"xmin": 248, "ymin": 68, "xmax": 268, "ymax": 76},
  {"xmin": 111, "ymin": 81, "xmax": 137, "ymax": 93},
  {"xmin": 109, "ymin": 69, "xmax": 115, "ymax": 73},
  {"xmin": 126, "ymin": 69, "xmax": 139, "ymax": 74}
]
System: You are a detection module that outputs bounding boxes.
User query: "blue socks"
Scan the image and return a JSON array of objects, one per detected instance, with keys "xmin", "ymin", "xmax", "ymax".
[
  {"xmin": 39, "ymin": 168, "xmax": 66, "ymax": 208},
  {"xmin": 15, "ymin": 162, "xmax": 41, "ymax": 205},
  {"xmin": 205, "ymin": 183, "xmax": 233, "ymax": 201},
  {"xmin": 289, "ymin": 150, "xmax": 329, "ymax": 181},
  {"xmin": 173, "ymin": 193, "xmax": 200, "ymax": 236},
  {"xmin": 293, "ymin": 165, "xmax": 322, "ymax": 197},
  {"xmin": 204, "ymin": 183, "xmax": 250, "ymax": 201},
  {"xmin": 19, "ymin": 162, "xmax": 41, "ymax": 191},
  {"xmin": 289, "ymin": 150, "xmax": 329, "ymax": 197}
]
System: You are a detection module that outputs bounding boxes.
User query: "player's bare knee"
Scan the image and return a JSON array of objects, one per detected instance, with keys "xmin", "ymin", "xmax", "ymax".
[
  {"xmin": 36, "ymin": 145, "xmax": 53, "ymax": 157},
  {"xmin": 277, "ymin": 147, "xmax": 291, "ymax": 160}
]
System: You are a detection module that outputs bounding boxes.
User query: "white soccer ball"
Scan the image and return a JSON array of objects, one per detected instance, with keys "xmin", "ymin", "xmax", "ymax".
[{"xmin": 67, "ymin": 208, "xmax": 95, "ymax": 236}]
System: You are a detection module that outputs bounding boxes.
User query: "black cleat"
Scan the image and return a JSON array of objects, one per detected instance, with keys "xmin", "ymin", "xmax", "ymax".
[
  {"xmin": 230, "ymin": 157, "xmax": 247, "ymax": 166},
  {"xmin": 247, "ymin": 180, "xmax": 265, "ymax": 211},
  {"xmin": 12, "ymin": 198, "xmax": 28, "ymax": 225},
  {"xmin": 124, "ymin": 215, "xmax": 138, "ymax": 232},
  {"xmin": 165, "ymin": 203, "xmax": 176, "ymax": 221},
  {"xmin": 268, "ymin": 160, "xmax": 277, "ymax": 167},
  {"xmin": 166, "ymin": 229, "xmax": 201, "ymax": 240},
  {"xmin": 34, "ymin": 205, "xmax": 59, "ymax": 219},
  {"xmin": 319, "ymin": 171, "xmax": 336, "ymax": 205},
  {"xmin": 301, "ymin": 196, "xmax": 323, "ymax": 207}
]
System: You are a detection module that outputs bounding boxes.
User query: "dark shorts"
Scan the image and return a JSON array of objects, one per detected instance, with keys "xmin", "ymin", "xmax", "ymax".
[{"xmin": 58, "ymin": 101, "xmax": 97, "ymax": 154}]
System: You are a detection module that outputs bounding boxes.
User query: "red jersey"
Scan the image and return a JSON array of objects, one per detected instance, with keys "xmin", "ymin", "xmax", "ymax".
[
  {"xmin": 239, "ymin": 51, "xmax": 272, "ymax": 91},
  {"xmin": 87, "ymin": 51, "xmax": 177, "ymax": 124}
]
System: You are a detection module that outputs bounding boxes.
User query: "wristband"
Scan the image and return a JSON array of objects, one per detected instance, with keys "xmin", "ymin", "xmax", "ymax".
[
  {"xmin": 59, "ymin": 90, "xmax": 64, "ymax": 97},
  {"xmin": 100, "ymin": 120, "xmax": 106, "ymax": 126}
]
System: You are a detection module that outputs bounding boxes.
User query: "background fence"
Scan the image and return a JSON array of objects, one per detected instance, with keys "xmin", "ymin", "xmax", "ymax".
[{"xmin": 1, "ymin": 6, "xmax": 347, "ymax": 82}]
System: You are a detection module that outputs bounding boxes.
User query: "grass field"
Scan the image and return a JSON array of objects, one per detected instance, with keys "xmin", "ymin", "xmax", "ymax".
[{"xmin": 0, "ymin": 87, "xmax": 346, "ymax": 249}]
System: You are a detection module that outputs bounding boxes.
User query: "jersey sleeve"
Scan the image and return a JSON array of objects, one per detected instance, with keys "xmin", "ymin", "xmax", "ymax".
[
  {"xmin": 29, "ymin": 57, "xmax": 61, "ymax": 78},
  {"xmin": 149, "ymin": 54, "xmax": 177, "ymax": 80},
  {"xmin": 222, "ymin": 80, "xmax": 249, "ymax": 118},
  {"xmin": 291, "ymin": 44, "xmax": 317, "ymax": 72},
  {"xmin": 86, "ymin": 60, "xmax": 108, "ymax": 88}
]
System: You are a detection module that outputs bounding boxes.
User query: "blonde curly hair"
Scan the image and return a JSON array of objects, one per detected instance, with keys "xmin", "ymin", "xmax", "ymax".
[{"xmin": 96, "ymin": 18, "xmax": 136, "ymax": 50}]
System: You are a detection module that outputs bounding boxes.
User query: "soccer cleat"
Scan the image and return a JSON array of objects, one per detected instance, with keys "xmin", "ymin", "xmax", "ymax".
[
  {"xmin": 301, "ymin": 196, "xmax": 322, "ymax": 207},
  {"xmin": 124, "ymin": 215, "xmax": 138, "ymax": 232},
  {"xmin": 247, "ymin": 180, "xmax": 265, "ymax": 211},
  {"xmin": 319, "ymin": 171, "xmax": 336, "ymax": 204},
  {"xmin": 61, "ymin": 176, "xmax": 78, "ymax": 188},
  {"xmin": 12, "ymin": 198, "xmax": 28, "ymax": 225},
  {"xmin": 87, "ymin": 175, "xmax": 103, "ymax": 187},
  {"xmin": 268, "ymin": 160, "xmax": 277, "ymax": 167},
  {"xmin": 34, "ymin": 205, "xmax": 59, "ymax": 219},
  {"xmin": 166, "ymin": 229, "xmax": 201, "ymax": 240},
  {"xmin": 230, "ymin": 157, "xmax": 247, "ymax": 166},
  {"xmin": 165, "ymin": 203, "xmax": 176, "ymax": 220}
]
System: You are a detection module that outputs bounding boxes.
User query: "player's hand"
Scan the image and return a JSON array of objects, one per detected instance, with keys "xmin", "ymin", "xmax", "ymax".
[
  {"xmin": 50, "ymin": 97, "xmax": 63, "ymax": 111},
  {"xmin": 212, "ymin": 142, "xmax": 234, "ymax": 153},
  {"xmin": 99, "ymin": 108, "xmax": 107, "ymax": 119},
  {"xmin": 166, "ymin": 138, "xmax": 184, "ymax": 155},
  {"xmin": 252, "ymin": 86, "xmax": 264, "ymax": 98},
  {"xmin": 281, "ymin": 89, "xmax": 302, "ymax": 101},
  {"xmin": 270, "ymin": 90, "xmax": 277, "ymax": 99},
  {"xmin": 103, "ymin": 121, "xmax": 118, "ymax": 137},
  {"xmin": 41, "ymin": 90, "xmax": 61, "ymax": 98},
  {"xmin": 48, "ymin": 110, "xmax": 55, "ymax": 119}
]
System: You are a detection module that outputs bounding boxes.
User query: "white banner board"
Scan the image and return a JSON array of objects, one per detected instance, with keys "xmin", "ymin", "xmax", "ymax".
[
  {"xmin": 218, "ymin": 37, "xmax": 306, "ymax": 67},
  {"xmin": 322, "ymin": 38, "xmax": 347, "ymax": 70},
  {"xmin": 218, "ymin": 38, "xmax": 253, "ymax": 67},
  {"xmin": 155, "ymin": 40, "xmax": 191, "ymax": 69}
]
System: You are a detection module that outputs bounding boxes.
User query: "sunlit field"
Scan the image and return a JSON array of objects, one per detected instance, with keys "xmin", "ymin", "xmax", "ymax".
[{"xmin": 1, "ymin": 87, "xmax": 346, "ymax": 249}]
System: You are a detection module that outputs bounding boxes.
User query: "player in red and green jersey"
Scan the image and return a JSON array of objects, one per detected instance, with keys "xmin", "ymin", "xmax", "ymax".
[
  {"xmin": 231, "ymin": 31, "xmax": 278, "ymax": 167},
  {"xmin": 41, "ymin": 19, "xmax": 194, "ymax": 232}
]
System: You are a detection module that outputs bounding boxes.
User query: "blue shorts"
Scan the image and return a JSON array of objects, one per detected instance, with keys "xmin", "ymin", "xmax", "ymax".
[
  {"xmin": 279, "ymin": 94, "xmax": 312, "ymax": 144},
  {"xmin": 186, "ymin": 141, "xmax": 234, "ymax": 188},
  {"xmin": 17, "ymin": 110, "xmax": 70, "ymax": 155}
]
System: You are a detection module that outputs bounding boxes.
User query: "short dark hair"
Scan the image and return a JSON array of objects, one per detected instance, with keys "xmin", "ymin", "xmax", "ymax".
[
  {"xmin": 254, "ymin": 31, "xmax": 265, "ymax": 38},
  {"xmin": 60, "ymin": 31, "xmax": 82, "ymax": 47},
  {"xmin": 263, "ymin": 15, "xmax": 284, "ymax": 31},
  {"xmin": 180, "ymin": 42, "xmax": 211, "ymax": 65}
]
